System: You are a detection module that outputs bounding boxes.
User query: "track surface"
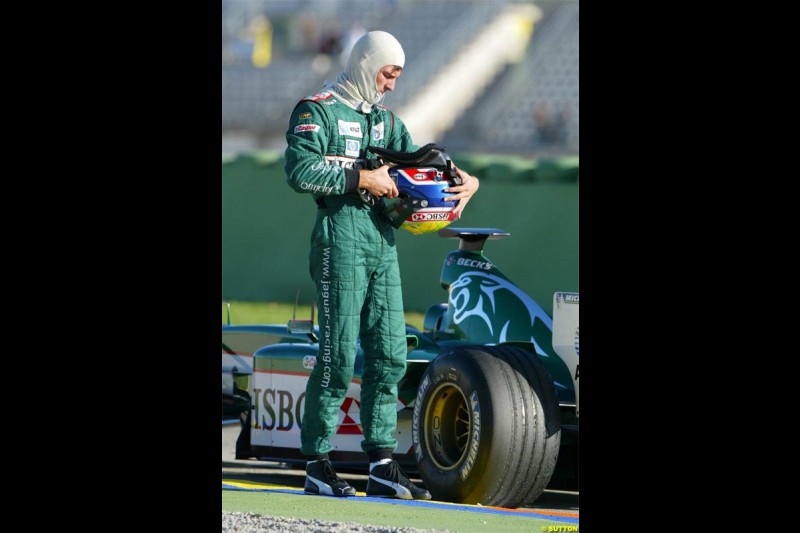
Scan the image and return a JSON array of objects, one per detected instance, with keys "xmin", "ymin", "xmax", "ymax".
[{"xmin": 222, "ymin": 423, "xmax": 579, "ymax": 521}]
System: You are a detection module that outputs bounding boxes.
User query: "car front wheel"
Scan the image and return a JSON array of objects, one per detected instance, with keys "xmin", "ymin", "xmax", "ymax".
[{"xmin": 412, "ymin": 344, "xmax": 561, "ymax": 508}]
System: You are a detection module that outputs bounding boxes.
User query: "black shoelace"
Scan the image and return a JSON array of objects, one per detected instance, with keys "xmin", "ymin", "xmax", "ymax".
[
  {"xmin": 383, "ymin": 461, "xmax": 411, "ymax": 487},
  {"xmin": 323, "ymin": 461, "xmax": 346, "ymax": 485}
]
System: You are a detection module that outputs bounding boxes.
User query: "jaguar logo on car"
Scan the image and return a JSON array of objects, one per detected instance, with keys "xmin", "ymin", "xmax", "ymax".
[{"xmin": 449, "ymin": 271, "xmax": 552, "ymax": 351}]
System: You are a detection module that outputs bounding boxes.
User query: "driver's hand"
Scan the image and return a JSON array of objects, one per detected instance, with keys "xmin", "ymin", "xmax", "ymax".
[
  {"xmin": 444, "ymin": 166, "xmax": 480, "ymax": 218},
  {"xmin": 358, "ymin": 165, "xmax": 399, "ymax": 198}
]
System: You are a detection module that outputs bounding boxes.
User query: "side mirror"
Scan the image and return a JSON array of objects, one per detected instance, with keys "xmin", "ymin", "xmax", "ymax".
[
  {"xmin": 288, "ymin": 290, "xmax": 317, "ymax": 339},
  {"xmin": 406, "ymin": 334, "xmax": 419, "ymax": 352},
  {"xmin": 288, "ymin": 319, "xmax": 314, "ymax": 335}
]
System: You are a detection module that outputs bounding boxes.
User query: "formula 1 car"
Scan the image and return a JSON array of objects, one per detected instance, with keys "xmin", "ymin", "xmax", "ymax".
[{"xmin": 222, "ymin": 227, "xmax": 579, "ymax": 508}]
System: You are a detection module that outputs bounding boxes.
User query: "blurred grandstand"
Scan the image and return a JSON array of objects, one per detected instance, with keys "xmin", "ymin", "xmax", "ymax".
[{"xmin": 222, "ymin": 0, "xmax": 578, "ymax": 158}]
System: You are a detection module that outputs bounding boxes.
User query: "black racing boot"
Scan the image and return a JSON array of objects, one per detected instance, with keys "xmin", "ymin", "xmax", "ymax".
[
  {"xmin": 366, "ymin": 460, "xmax": 431, "ymax": 500},
  {"xmin": 304, "ymin": 459, "xmax": 357, "ymax": 497}
]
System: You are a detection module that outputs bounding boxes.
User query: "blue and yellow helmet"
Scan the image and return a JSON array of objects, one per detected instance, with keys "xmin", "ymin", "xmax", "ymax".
[
  {"xmin": 382, "ymin": 167, "xmax": 460, "ymax": 235},
  {"xmin": 370, "ymin": 143, "xmax": 462, "ymax": 235}
]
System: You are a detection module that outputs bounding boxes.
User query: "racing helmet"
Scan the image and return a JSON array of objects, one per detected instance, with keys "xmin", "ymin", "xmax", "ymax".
[{"xmin": 370, "ymin": 144, "xmax": 462, "ymax": 235}]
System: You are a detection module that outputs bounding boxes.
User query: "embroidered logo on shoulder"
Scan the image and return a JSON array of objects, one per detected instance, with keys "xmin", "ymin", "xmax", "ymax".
[
  {"xmin": 294, "ymin": 124, "xmax": 320, "ymax": 134},
  {"xmin": 309, "ymin": 91, "xmax": 333, "ymax": 101},
  {"xmin": 298, "ymin": 112, "xmax": 312, "ymax": 120}
]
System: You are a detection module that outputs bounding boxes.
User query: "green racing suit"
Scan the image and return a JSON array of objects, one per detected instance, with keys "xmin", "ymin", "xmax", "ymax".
[{"xmin": 285, "ymin": 89, "xmax": 418, "ymax": 459}]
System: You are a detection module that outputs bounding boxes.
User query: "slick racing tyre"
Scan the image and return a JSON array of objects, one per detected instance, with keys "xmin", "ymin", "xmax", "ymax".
[{"xmin": 412, "ymin": 345, "xmax": 561, "ymax": 508}]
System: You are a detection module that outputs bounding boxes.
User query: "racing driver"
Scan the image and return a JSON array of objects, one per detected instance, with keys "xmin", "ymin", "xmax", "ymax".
[{"xmin": 284, "ymin": 30, "xmax": 480, "ymax": 499}]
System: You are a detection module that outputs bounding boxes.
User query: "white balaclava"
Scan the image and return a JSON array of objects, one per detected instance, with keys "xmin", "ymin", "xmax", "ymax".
[{"xmin": 327, "ymin": 31, "xmax": 405, "ymax": 113}]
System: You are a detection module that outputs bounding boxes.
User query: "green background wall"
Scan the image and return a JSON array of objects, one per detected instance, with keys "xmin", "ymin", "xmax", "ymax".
[{"xmin": 222, "ymin": 152, "xmax": 578, "ymax": 316}]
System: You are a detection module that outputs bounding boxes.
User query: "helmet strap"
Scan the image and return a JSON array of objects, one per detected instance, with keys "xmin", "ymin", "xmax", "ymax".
[{"xmin": 382, "ymin": 196, "xmax": 418, "ymax": 229}]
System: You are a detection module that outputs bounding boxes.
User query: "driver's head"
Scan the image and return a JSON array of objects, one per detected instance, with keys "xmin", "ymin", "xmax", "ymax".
[{"xmin": 343, "ymin": 31, "xmax": 405, "ymax": 106}]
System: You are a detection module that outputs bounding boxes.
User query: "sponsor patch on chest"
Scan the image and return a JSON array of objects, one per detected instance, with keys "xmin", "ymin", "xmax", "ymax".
[
  {"xmin": 338, "ymin": 120, "xmax": 363, "ymax": 138},
  {"xmin": 372, "ymin": 122, "xmax": 384, "ymax": 141},
  {"xmin": 345, "ymin": 139, "xmax": 361, "ymax": 157}
]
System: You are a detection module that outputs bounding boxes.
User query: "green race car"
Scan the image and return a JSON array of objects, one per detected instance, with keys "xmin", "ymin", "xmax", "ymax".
[{"xmin": 223, "ymin": 226, "xmax": 579, "ymax": 508}]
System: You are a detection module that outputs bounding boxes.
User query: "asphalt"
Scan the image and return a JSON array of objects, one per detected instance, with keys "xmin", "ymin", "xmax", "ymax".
[{"xmin": 222, "ymin": 422, "xmax": 579, "ymax": 514}]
